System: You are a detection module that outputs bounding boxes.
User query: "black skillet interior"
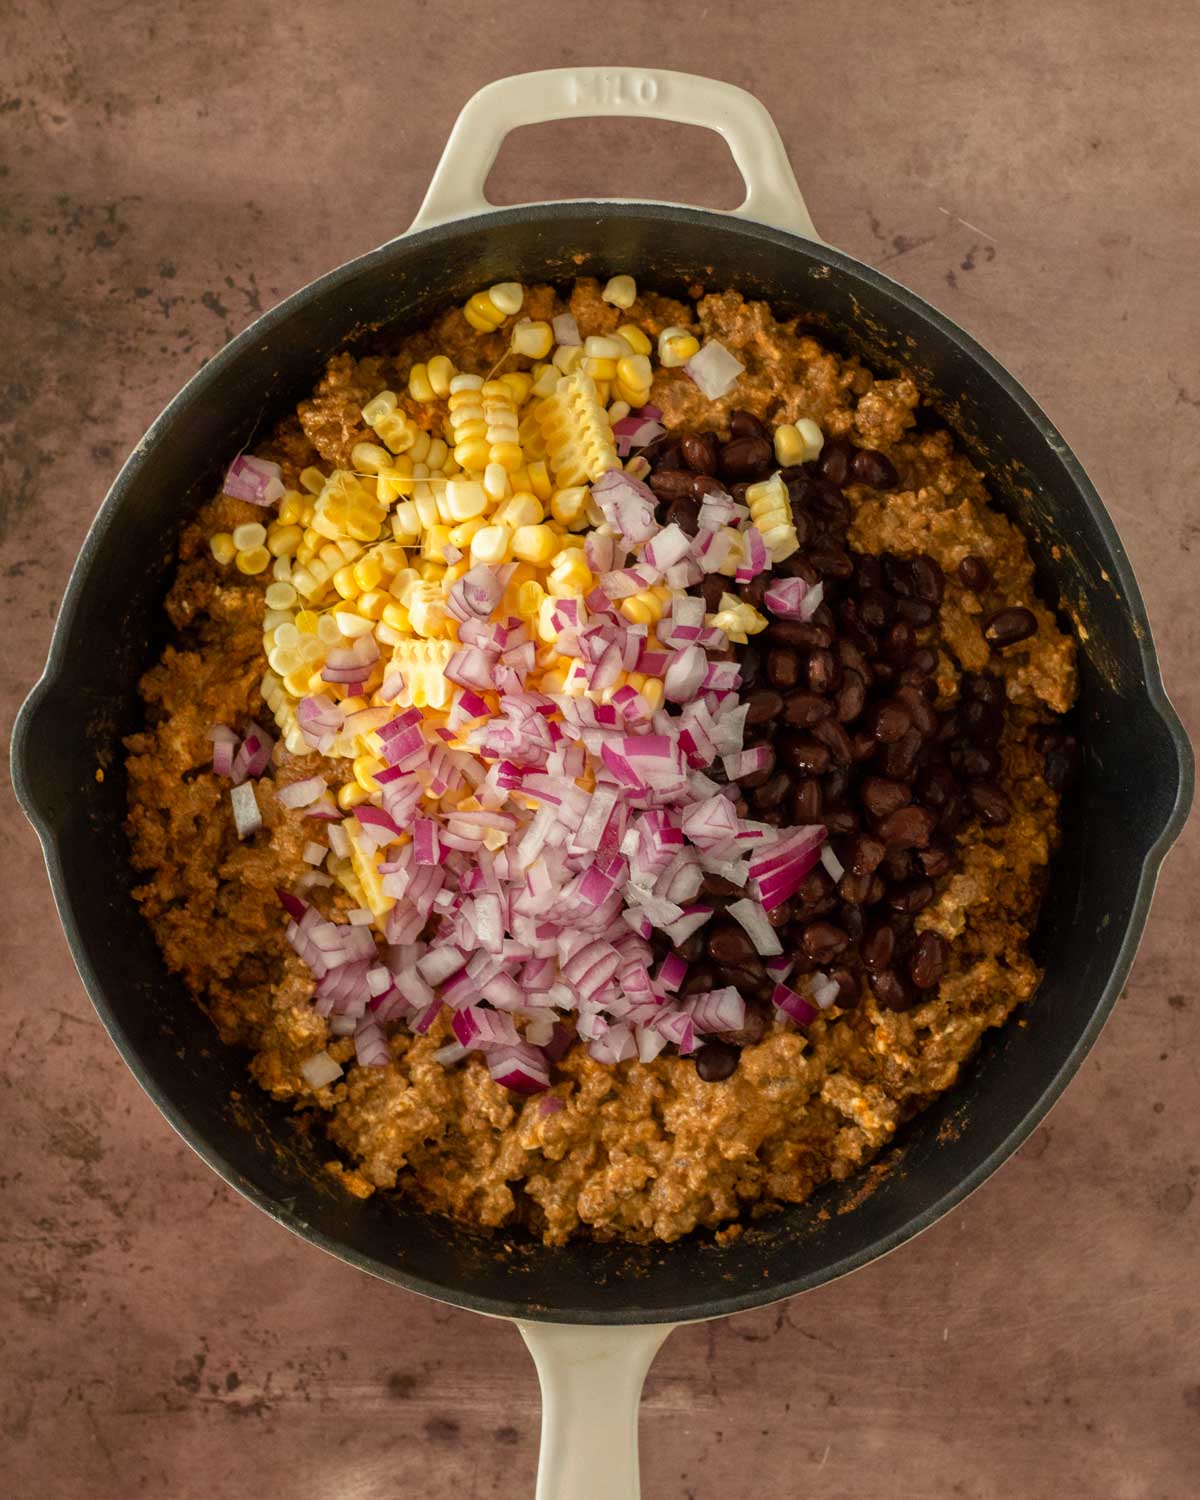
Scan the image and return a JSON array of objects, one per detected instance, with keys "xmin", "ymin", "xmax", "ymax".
[{"xmin": 12, "ymin": 205, "xmax": 1192, "ymax": 1324}]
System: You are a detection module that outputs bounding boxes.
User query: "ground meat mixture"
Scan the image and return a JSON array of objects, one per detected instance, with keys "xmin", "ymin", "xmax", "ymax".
[{"xmin": 126, "ymin": 281, "xmax": 1077, "ymax": 1245}]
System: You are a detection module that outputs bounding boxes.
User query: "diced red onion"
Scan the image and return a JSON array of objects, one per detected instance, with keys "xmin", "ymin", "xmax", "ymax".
[
  {"xmin": 590, "ymin": 469, "xmax": 658, "ymax": 544},
  {"xmin": 772, "ymin": 982, "xmax": 818, "ymax": 1027},
  {"xmin": 726, "ymin": 898, "xmax": 783, "ymax": 957},
  {"xmin": 685, "ymin": 986, "xmax": 746, "ymax": 1034},
  {"xmin": 684, "ymin": 340, "xmax": 745, "ymax": 399},
  {"xmin": 278, "ymin": 774, "xmax": 326, "ymax": 809},
  {"xmin": 230, "ymin": 782, "xmax": 261, "ymax": 839},
  {"xmin": 222, "ymin": 454, "xmax": 286, "ymax": 507},
  {"xmin": 300, "ymin": 1050, "xmax": 342, "ymax": 1088},
  {"xmin": 208, "ymin": 725, "xmax": 238, "ymax": 778},
  {"xmin": 552, "ymin": 312, "xmax": 581, "ymax": 346}
]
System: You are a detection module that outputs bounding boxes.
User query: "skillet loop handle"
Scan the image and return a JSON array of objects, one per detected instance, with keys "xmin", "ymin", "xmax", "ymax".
[
  {"xmin": 518, "ymin": 1321, "xmax": 675, "ymax": 1500},
  {"xmin": 410, "ymin": 67, "xmax": 820, "ymax": 241}
]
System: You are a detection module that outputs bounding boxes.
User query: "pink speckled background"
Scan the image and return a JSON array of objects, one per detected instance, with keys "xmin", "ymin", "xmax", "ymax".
[{"xmin": 2, "ymin": 3, "xmax": 1197, "ymax": 1496}]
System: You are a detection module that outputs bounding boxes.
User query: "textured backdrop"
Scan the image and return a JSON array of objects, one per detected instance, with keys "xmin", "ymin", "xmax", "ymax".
[{"xmin": 2, "ymin": 2, "xmax": 1197, "ymax": 1496}]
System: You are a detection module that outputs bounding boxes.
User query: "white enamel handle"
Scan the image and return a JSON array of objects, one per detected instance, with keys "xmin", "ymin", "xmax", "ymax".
[
  {"xmin": 411, "ymin": 67, "xmax": 820, "ymax": 241},
  {"xmin": 518, "ymin": 1321, "xmax": 676, "ymax": 1499}
]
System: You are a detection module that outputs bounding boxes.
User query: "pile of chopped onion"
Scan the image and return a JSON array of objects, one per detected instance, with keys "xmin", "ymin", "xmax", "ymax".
[{"xmin": 214, "ymin": 445, "xmax": 846, "ymax": 1090}]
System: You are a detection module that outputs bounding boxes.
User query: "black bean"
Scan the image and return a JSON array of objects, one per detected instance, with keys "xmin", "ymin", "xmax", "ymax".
[
  {"xmin": 953, "ymin": 744, "xmax": 1001, "ymax": 780},
  {"xmin": 896, "ymin": 597, "xmax": 935, "ymax": 627},
  {"xmin": 769, "ymin": 619, "xmax": 832, "ymax": 649},
  {"xmin": 736, "ymin": 745, "xmax": 777, "ymax": 788},
  {"xmin": 695, "ymin": 1041, "xmax": 740, "ymax": 1082},
  {"xmin": 886, "ymin": 619, "xmax": 917, "ymax": 663},
  {"xmin": 846, "ymin": 832, "xmax": 887, "ymax": 875},
  {"xmin": 968, "ymin": 782, "xmax": 1012, "ymax": 826},
  {"xmin": 665, "ymin": 496, "xmax": 701, "ymax": 535},
  {"xmin": 909, "ymin": 931, "xmax": 947, "ymax": 989},
  {"xmin": 839, "ymin": 871, "xmax": 875, "ymax": 904},
  {"xmin": 643, "ymin": 436, "xmax": 684, "ymax": 470},
  {"xmin": 859, "ymin": 588, "xmax": 894, "ymax": 631},
  {"xmin": 682, "ymin": 964, "xmax": 717, "ymax": 996},
  {"xmin": 878, "ymin": 727, "xmax": 923, "ymax": 779},
  {"xmin": 811, "ymin": 716, "xmax": 854, "ymax": 765},
  {"xmin": 792, "ymin": 779, "xmax": 823, "ymax": 823},
  {"xmin": 984, "ymin": 607, "xmax": 1037, "ymax": 648},
  {"xmin": 877, "ymin": 804, "xmax": 937, "ymax": 849},
  {"xmin": 723, "ymin": 1005, "xmax": 770, "ymax": 1048},
  {"xmin": 871, "ymin": 969, "xmax": 917, "ymax": 1011},
  {"xmin": 745, "ymin": 688, "xmax": 784, "ymax": 726},
  {"xmin": 808, "ymin": 649, "xmax": 839, "ymax": 694},
  {"xmin": 961, "ymin": 697, "xmax": 1003, "ymax": 745},
  {"xmin": 828, "ymin": 968, "xmax": 861, "ymax": 1007},
  {"xmin": 883, "ymin": 555, "xmax": 915, "ymax": 596},
  {"xmin": 835, "ymin": 669, "xmax": 867, "ymax": 724},
  {"xmin": 895, "ymin": 683, "xmax": 938, "ymax": 737},
  {"xmin": 680, "ymin": 431, "xmax": 719, "ymax": 474},
  {"xmin": 849, "ymin": 447, "xmax": 899, "ymax": 488},
  {"xmin": 964, "ymin": 673, "xmax": 1005, "ymax": 709},
  {"xmin": 677, "ymin": 932, "xmax": 705, "ymax": 963},
  {"xmin": 706, "ymin": 921, "xmax": 756, "ymax": 966},
  {"xmin": 719, "ymin": 435, "xmax": 773, "ymax": 480},
  {"xmin": 818, "ymin": 439, "xmax": 854, "ymax": 486},
  {"xmin": 784, "ymin": 691, "xmax": 832, "ymax": 727},
  {"xmin": 802, "ymin": 921, "xmax": 849, "ymax": 963},
  {"xmin": 767, "ymin": 648, "xmax": 800, "ymax": 689},
  {"xmin": 822, "ymin": 805, "xmax": 859, "ymax": 836},
  {"xmin": 861, "ymin": 922, "xmax": 896, "ymax": 973},
  {"xmin": 871, "ymin": 698, "xmax": 913, "ymax": 744},
  {"xmin": 648, "ymin": 468, "xmax": 696, "ymax": 501},
  {"xmin": 887, "ymin": 878, "xmax": 935, "ymax": 914},
  {"xmin": 779, "ymin": 735, "xmax": 831, "ymax": 774},
  {"xmin": 701, "ymin": 873, "xmax": 745, "ymax": 899},
  {"xmin": 918, "ymin": 842, "xmax": 955, "ymax": 878},
  {"xmin": 809, "ymin": 544, "xmax": 855, "ymax": 580},
  {"xmin": 909, "ymin": 554, "xmax": 945, "ymax": 605},
  {"xmin": 958, "ymin": 554, "xmax": 992, "ymax": 591},
  {"xmin": 861, "ymin": 776, "xmax": 912, "ymax": 819},
  {"xmin": 752, "ymin": 773, "xmax": 791, "ymax": 811},
  {"xmin": 729, "ymin": 409, "xmax": 770, "ymax": 442}
]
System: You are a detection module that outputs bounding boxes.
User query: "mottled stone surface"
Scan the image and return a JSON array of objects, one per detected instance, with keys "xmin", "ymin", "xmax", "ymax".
[{"xmin": 2, "ymin": 3, "xmax": 1197, "ymax": 1495}]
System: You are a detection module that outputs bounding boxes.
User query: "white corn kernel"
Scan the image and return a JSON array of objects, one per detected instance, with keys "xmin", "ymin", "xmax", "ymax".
[
  {"xmin": 265, "ymin": 581, "xmax": 298, "ymax": 610},
  {"xmin": 602, "ymin": 275, "xmax": 637, "ymax": 309},
  {"xmin": 232, "ymin": 522, "xmax": 267, "ymax": 550},
  {"xmin": 444, "ymin": 479, "xmax": 489, "ymax": 521},
  {"xmin": 470, "ymin": 524, "xmax": 511, "ymax": 565},
  {"xmin": 488, "ymin": 282, "xmax": 524, "ymax": 316}
]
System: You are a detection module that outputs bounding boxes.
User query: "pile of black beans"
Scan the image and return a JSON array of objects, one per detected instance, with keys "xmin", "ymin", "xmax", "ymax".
[{"xmin": 641, "ymin": 411, "xmax": 1077, "ymax": 1084}]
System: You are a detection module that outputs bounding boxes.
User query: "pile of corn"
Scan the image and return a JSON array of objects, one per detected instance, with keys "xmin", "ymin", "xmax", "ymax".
[{"xmin": 207, "ymin": 276, "xmax": 779, "ymax": 835}]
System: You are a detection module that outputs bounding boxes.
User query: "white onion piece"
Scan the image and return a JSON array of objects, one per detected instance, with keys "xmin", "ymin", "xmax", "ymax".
[
  {"xmin": 726, "ymin": 898, "xmax": 783, "ymax": 956},
  {"xmin": 684, "ymin": 340, "xmax": 745, "ymax": 399},
  {"xmin": 300, "ymin": 1050, "xmax": 342, "ymax": 1088},
  {"xmin": 230, "ymin": 782, "xmax": 261, "ymax": 839}
]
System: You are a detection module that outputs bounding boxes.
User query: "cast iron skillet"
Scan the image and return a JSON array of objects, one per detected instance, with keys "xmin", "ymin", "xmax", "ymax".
[{"xmin": 10, "ymin": 67, "xmax": 1193, "ymax": 1496}]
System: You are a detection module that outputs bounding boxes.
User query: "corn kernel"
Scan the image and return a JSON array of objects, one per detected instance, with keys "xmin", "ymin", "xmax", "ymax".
[
  {"xmin": 361, "ymin": 391, "xmax": 399, "ymax": 425},
  {"xmin": 232, "ymin": 521, "xmax": 267, "ymax": 551},
  {"xmin": 408, "ymin": 430, "xmax": 432, "ymax": 465},
  {"xmin": 640, "ymin": 678, "xmax": 665, "ymax": 711},
  {"xmin": 427, "ymin": 355, "xmax": 455, "ymax": 397},
  {"xmin": 617, "ymin": 323, "xmax": 652, "ymax": 356},
  {"xmin": 337, "ymin": 781, "xmax": 369, "ymax": 811},
  {"xmin": 517, "ymin": 580, "xmax": 547, "ymax": 617},
  {"xmin": 453, "ymin": 438, "xmax": 491, "ymax": 472},
  {"xmin": 353, "ymin": 754, "xmax": 384, "ymax": 792},
  {"xmin": 283, "ymin": 668, "xmax": 312, "ymax": 697},
  {"xmin": 584, "ymin": 336, "xmax": 623, "ymax": 360},
  {"xmin": 512, "ymin": 319, "xmax": 553, "ymax": 359},
  {"xmin": 443, "ymin": 479, "xmax": 488, "ymax": 521},
  {"xmin": 550, "ymin": 485, "xmax": 590, "ymax": 529},
  {"xmin": 236, "ymin": 545, "xmax": 270, "ymax": 575},
  {"xmin": 408, "ymin": 363, "xmax": 436, "ymax": 402},
  {"xmin": 547, "ymin": 558, "xmax": 592, "ymax": 597},
  {"xmin": 381, "ymin": 602, "xmax": 410, "ymax": 632},
  {"xmin": 466, "ymin": 291, "xmax": 504, "ymax": 330},
  {"xmin": 299, "ymin": 466, "xmax": 327, "ymax": 495},
  {"xmin": 421, "ymin": 524, "xmax": 454, "ymax": 562},
  {"xmin": 659, "ymin": 326, "xmax": 700, "ymax": 368},
  {"xmin": 448, "ymin": 516, "xmax": 486, "ymax": 549},
  {"xmin": 495, "ymin": 492, "xmax": 543, "ymax": 530},
  {"xmin": 392, "ymin": 501, "xmax": 422, "ymax": 540},
  {"xmin": 470, "ymin": 524, "xmax": 511, "ymax": 565},
  {"xmin": 510, "ymin": 524, "xmax": 557, "ymax": 564},
  {"xmin": 267, "ymin": 523, "xmax": 303, "ymax": 558},
  {"xmin": 602, "ymin": 275, "xmax": 637, "ymax": 309},
  {"xmin": 209, "ymin": 532, "xmax": 236, "ymax": 565},
  {"xmin": 295, "ymin": 609, "xmax": 320, "ymax": 634},
  {"xmin": 353, "ymin": 555, "xmax": 384, "ymax": 592},
  {"xmin": 264, "ymin": 581, "xmax": 297, "ymax": 610},
  {"xmin": 526, "ymin": 461, "xmax": 552, "ymax": 501},
  {"xmin": 278, "ymin": 492, "xmax": 305, "ymax": 525},
  {"xmin": 331, "ymin": 564, "xmax": 356, "ymax": 599},
  {"xmin": 499, "ymin": 371, "xmax": 533, "ymax": 407},
  {"xmin": 608, "ymin": 401, "xmax": 631, "ymax": 424},
  {"xmin": 584, "ymin": 356, "xmax": 617, "ymax": 381}
]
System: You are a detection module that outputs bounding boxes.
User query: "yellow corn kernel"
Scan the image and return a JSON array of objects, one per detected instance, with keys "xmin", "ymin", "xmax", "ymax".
[
  {"xmin": 353, "ymin": 555, "xmax": 384, "ymax": 592},
  {"xmin": 236, "ymin": 545, "xmax": 270, "ymax": 575},
  {"xmin": 421, "ymin": 524, "xmax": 454, "ymax": 562},
  {"xmin": 448, "ymin": 516, "xmax": 486, "ymax": 550},
  {"xmin": 443, "ymin": 479, "xmax": 489, "ymax": 522},
  {"xmin": 619, "ymin": 585, "xmax": 671, "ymax": 625},
  {"xmin": 608, "ymin": 401, "xmax": 631, "ymax": 424},
  {"xmin": 547, "ymin": 554, "xmax": 592, "ymax": 596},
  {"xmin": 264, "ymin": 581, "xmax": 297, "ymax": 611},
  {"xmin": 615, "ymin": 354, "xmax": 653, "ymax": 406},
  {"xmin": 330, "ymin": 564, "xmax": 356, "ymax": 599},
  {"xmin": 361, "ymin": 390, "xmax": 398, "ymax": 425},
  {"xmin": 465, "ymin": 291, "xmax": 505, "ymax": 331},
  {"xmin": 407, "ymin": 363, "xmax": 436, "ymax": 402},
  {"xmin": 295, "ymin": 609, "xmax": 320, "ymax": 634},
  {"xmin": 209, "ymin": 532, "xmax": 236, "ymax": 565},
  {"xmin": 427, "ymin": 355, "xmax": 456, "ymax": 397},
  {"xmin": 338, "ymin": 781, "xmax": 369, "ymax": 811},
  {"xmin": 374, "ymin": 411, "xmax": 419, "ymax": 455},
  {"xmin": 602, "ymin": 274, "xmax": 636, "ymax": 308},
  {"xmin": 494, "ymin": 492, "xmax": 543, "ymax": 530},
  {"xmin": 499, "ymin": 371, "xmax": 533, "ymax": 407},
  {"xmin": 381, "ymin": 602, "xmax": 410, "ymax": 632},
  {"xmin": 391, "ymin": 501, "xmax": 422, "ymax": 540},
  {"xmin": 511, "ymin": 319, "xmax": 553, "ymax": 359},
  {"xmin": 526, "ymin": 460, "xmax": 552, "ymax": 501},
  {"xmin": 452, "ymin": 438, "xmax": 490, "ymax": 472},
  {"xmin": 617, "ymin": 323, "xmax": 651, "ymax": 356},
  {"xmin": 584, "ymin": 356, "xmax": 617, "ymax": 382},
  {"xmin": 267, "ymin": 523, "xmax": 304, "ymax": 558},
  {"xmin": 745, "ymin": 471, "xmax": 800, "ymax": 562},
  {"xmin": 299, "ymin": 465, "xmax": 327, "ymax": 495},
  {"xmin": 773, "ymin": 418, "xmax": 823, "ymax": 467},
  {"xmin": 659, "ymin": 326, "xmax": 700, "ymax": 368},
  {"xmin": 274, "ymin": 492, "xmax": 300, "ymax": 525},
  {"xmin": 407, "ymin": 430, "xmax": 432, "ymax": 465},
  {"xmin": 640, "ymin": 678, "xmax": 665, "ymax": 711},
  {"xmin": 357, "ymin": 590, "xmax": 388, "ymax": 621},
  {"xmin": 517, "ymin": 580, "xmax": 548, "ymax": 618},
  {"xmin": 550, "ymin": 485, "xmax": 591, "ymax": 529},
  {"xmin": 535, "ymin": 370, "xmax": 620, "ymax": 487},
  {"xmin": 470, "ymin": 524, "xmax": 511, "ymax": 565},
  {"xmin": 510, "ymin": 524, "xmax": 558, "ymax": 564},
  {"xmin": 353, "ymin": 754, "xmax": 384, "ymax": 792}
]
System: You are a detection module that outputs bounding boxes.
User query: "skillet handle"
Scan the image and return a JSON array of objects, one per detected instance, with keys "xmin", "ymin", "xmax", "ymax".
[
  {"xmin": 517, "ymin": 1320, "xmax": 675, "ymax": 1499},
  {"xmin": 410, "ymin": 68, "xmax": 820, "ymax": 241}
]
